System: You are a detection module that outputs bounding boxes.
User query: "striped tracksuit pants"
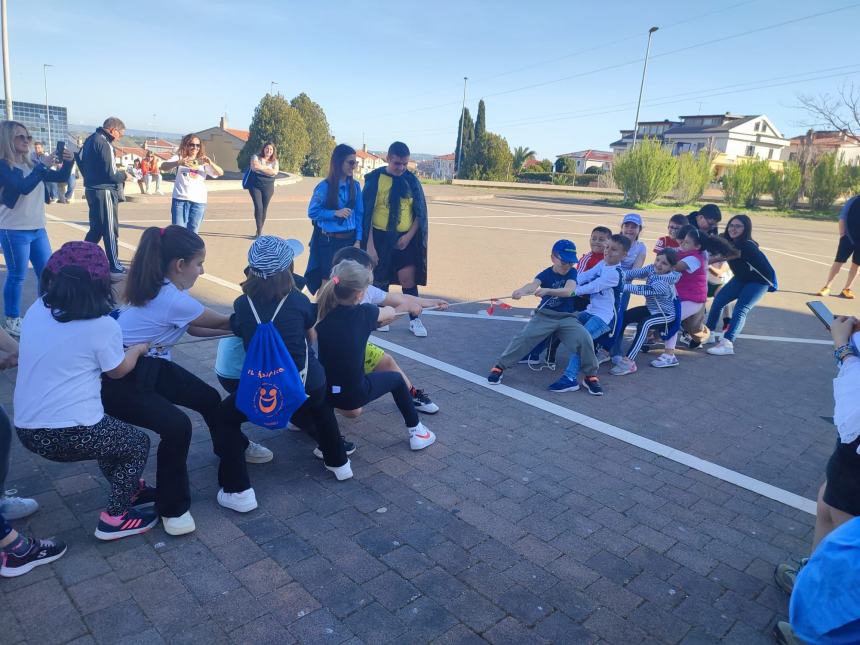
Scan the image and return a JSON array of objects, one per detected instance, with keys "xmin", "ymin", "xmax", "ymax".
[{"xmin": 84, "ymin": 187, "xmax": 122, "ymax": 272}]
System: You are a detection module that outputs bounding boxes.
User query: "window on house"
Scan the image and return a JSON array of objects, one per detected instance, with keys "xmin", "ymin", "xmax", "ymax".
[
  {"xmin": 768, "ymin": 148, "xmax": 774, "ymax": 159},
  {"xmin": 745, "ymin": 145, "xmax": 755, "ymax": 157},
  {"xmin": 789, "ymin": 152, "xmax": 797, "ymax": 161},
  {"xmin": 754, "ymin": 122, "xmax": 760, "ymax": 132}
]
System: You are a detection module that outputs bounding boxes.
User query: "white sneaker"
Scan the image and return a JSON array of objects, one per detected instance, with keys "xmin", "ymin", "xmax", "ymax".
[
  {"xmin": 325, "ymin": 460, "xmax": 354, "ymax": 481},
  {"xmin": 217, "ymin": 488, "xmax": 258, "ymax": 513},
  {"xmin": 409, "ymin": 318, "xmax": 428, "ymax": 337},
  {"xmin": 650, "ymin": 354, "xmax": 679, "ymax": 369},
  {"xmin": 595, "ymin": 348, "xmax": 611, "ymax": 366},
  {"xmin": 0, "ymin": 490, "xmax": 39, "ymax": 520},
  {"xmin": 408, "ymin": 423, "xmax": 436, "ymax": 450},
  {"xmin": 704, "ymin": 332, "xmax": 721, "ymax": 345},
  {"xmin": 244, "ymin": 441, "xmax": 273, "ymax": 464},
  {"xmin": 155, "ymin": 191, "xmax": 164, "ymax": 196},
  {"xmin": 3, "ymin": 317, "xmax": 22, "ymax": 338},
  {"xmin": 707, "ymin": 339, "xmax": 734, "ymax": 356},
  {"xmin": 162, "ymin": 511, "xmax": 196, "ymax": 536},
  {"xmin": 377, "ymin": 324, "xmax": 390, "ymax": 332}
]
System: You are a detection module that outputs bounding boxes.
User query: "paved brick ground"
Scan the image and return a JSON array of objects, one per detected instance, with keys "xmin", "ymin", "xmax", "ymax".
[{"xmin": 1, "ymin": 184, "xmax": 838, "ymax": 643}]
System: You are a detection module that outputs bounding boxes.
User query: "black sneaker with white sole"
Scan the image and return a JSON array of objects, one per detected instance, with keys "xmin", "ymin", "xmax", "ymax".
[
  {"xmin": 582, "ymin": 376, "xmax": 604, "ymax": 396},
  {"xmin": 411, "ymin": 389, "xmax": 439, "ymax": 414},
  {"xmin": 314, "ymin": 440, "xmax": 356, "ymax": 460},
  {"xmin": 487, "ymin": 366, "xmax": 503, "ymax": 385},
  {"xmin": 0, "ymin": 537, "xmax": 67, "ymax": 578}
]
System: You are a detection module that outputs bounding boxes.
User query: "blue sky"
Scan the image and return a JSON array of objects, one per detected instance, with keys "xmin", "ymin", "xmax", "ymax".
[{"xmin": 7, "ymin": 1, "xmax": 860, "ymax": 159}]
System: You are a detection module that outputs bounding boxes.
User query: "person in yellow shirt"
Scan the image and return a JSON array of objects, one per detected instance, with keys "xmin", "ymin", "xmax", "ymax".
[{"xmin": 361, "ymin": 142, "xmax": 430, "ymax": 337}]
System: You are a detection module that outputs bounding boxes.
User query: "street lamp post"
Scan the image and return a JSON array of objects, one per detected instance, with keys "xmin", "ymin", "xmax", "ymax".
[
  {"xmin": 456, "ymin": 76, "xmax": 468, "ymax": 178},
  {"xmin": 631, "ymin": 26, "xmax": 658, "ymax": 152},
  {"xmin": 1, "ymin": 0, "xmax": 12, "ymax": 120},
  {"xmin": 270, "ymin": 81, "xmax": 278, "ymax": 95},
  {"xmin": 43, "ymin": 63, "xmax": 52, "ymax": 149}
]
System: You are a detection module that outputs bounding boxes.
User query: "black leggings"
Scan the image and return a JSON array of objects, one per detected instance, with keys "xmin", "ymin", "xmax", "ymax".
[
  {"xmin": 249, "ymin": 183, "xmax": 274, "ymax": 234},
  {"xmin": 334, "ymin": 371, "xmax": 419, "ymax": 428},
  {"xmin": 101, "ymin": 358, "xmax": 222, "ymax": 518},
  {"xmin": 213, "ymin": 385, "xmax": 347, "ymax": 491},
  {"xmin": 622, "ymin": 306, "xmax": 674, "ymax": 360}
]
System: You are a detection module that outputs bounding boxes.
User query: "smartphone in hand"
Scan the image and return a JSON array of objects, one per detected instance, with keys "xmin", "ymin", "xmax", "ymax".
[{"xmin": 807, "ymin": 300, "xmax": 834, "ymax": 330}]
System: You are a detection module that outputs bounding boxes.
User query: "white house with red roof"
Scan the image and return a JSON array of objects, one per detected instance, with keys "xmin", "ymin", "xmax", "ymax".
[
  {"xmin": 432, "ymin": 153, "xmax": 455, "ymax": 180},
  {"xmin": 556, "ymin": 149, "xmax": 614, "ymax": 173},
  {"xmin": 784, "ymin": 130, "xmax": 860, "ymax": 166},
  {"xmin": 355, "ymin": 144, "xmax": 386, "ymax": 178},
  {"xmin": 143, "ymin": 138, "xmax": 178, "ymax": 156},
  {"xmin": 193, "ymin": 115, "xmax": 250, "ymax": 174}
]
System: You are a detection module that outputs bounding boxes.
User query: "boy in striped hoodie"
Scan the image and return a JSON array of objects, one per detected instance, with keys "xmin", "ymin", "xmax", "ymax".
[{"xmin": 611, "ymin": 251, "xmax": 681, "ymax": 376}]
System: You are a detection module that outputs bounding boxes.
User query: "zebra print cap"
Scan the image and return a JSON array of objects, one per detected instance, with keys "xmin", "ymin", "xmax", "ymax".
[{"xmin": 247, "ymin": 236, "xmax": 304, "ymax": 279}]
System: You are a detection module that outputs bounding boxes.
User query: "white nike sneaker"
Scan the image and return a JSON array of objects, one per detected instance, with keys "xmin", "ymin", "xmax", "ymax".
[
  {"xmin": 376, "ymin": 324, "xmax": 390, "ymax": 332},
  {"xmin": 409, "ymin": 318, "xmax": 428, "ymax": 337},
  {"xmin": 217, "ymin": 488, "xmax": 258, "ymax": 513},
  {"xmin": 408, "ymin": 423, "xmax": 436, "ymax": 450}
]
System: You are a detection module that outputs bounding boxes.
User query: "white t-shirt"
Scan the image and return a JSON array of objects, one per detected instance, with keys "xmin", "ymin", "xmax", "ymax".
[
  {"xmin": 14, "ymin": 299, "xmax": 124, "ymax": 429},
  {"xmin": 118, "ymin": 282, "xmax": 204, "ymax": 360},
  {"xmin": 169, "ymin": 156, "xmax": 217, "ymax": 204},
  {"xmin": 0, "ymin": 163, "xmax": 47, "ymax": 230},
  {"xmin": 361, "ymin": 285, "xmax": 388, "ymax": 306}
]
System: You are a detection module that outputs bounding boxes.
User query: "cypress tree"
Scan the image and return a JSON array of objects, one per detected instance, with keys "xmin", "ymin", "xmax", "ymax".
[{"xmin": 454, "ymin": 108, "xmax": 474, "ymax": 177}]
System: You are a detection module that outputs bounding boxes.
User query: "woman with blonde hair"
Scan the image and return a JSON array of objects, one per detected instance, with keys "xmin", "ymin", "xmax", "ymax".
[
  {"xmin": 0, "ymin": 120, "xmax": 73, "ymax": 336},
  {"xmin": 315, "ymin": 260, "xmax": 435, "ymax": 451},
  {"xmin": 161, "ymin": 134, "xmax": 223, "ymax": 233}
]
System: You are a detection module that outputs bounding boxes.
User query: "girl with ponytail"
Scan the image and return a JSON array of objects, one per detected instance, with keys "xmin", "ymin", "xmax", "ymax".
[
  {"xmin": 101, "ymin": 225, "xmax": 238, "ymax": 537},
  {"xmin": 315, "ymin": 260, "xmax": 436, "ymax": 451}
]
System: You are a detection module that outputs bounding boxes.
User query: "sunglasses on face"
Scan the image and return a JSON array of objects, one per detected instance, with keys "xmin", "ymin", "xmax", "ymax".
[
  {"xmin": 14, "ymin": 134, "xmax": 33, "ymax": 142},
  {"xmin": 187, "ymin": 143, "xmax": 201, "ymax": 148}
]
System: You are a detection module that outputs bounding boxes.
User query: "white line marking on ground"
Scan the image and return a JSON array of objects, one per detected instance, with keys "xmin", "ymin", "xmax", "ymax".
[
  {"xmin": 46, "ymin": 211, "xmax": 817, "ymax": 514},
  {"xmin": 423, "ymin": 310, "xmax": 832, "ymax": 345},
  {"xmin": 370, "ymin": 336, "xmax": 817, "ymax": 515}
]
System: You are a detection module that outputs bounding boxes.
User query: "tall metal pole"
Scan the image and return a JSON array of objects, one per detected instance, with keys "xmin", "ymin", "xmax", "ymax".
[
  {"xmin": 43, "ymin": 64, "xmax": 52, "ymax": 148},
  {"xmin": 631, "ymin": 26, "xmax": 658, "ymax": 152},
  {"xmin": 455, "ymin": 76, "xmax": 468, "ymax": 178},
  {"xmin": 270, "ymin": 80, "xmax": 278, "ymax": 95},
  {"xmin": 1, "ymin": 0, "xmax": 12, "ymax": 119}
]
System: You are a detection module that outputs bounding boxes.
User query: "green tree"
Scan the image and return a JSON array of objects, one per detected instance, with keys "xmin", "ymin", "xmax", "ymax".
[
  {"xmin": 810, "ymin": 152, "xmax": 843, "ymax": 211},
  {"xmin": 721, "ymin": 159, "xmax": 772, "ymax": 208},
  {"xmin": 769, "ymin": 161, "xmax": 803, "ymax": 210},
  {"xmin": 290, "ymin": 93, "xmax": 335, "ymax": 177},
  {"xmin": 673, "ymin": 152, "xmax": 713, "ymax": 205},
  {"xmin": 841, "ymin": 163, "xmax": 860, "ymax": 195},
  {"xmin": 512, "ymin": 146, "xmax": 536, "ymax": 172},
  {"xmin": 238, "ymin": 94, "xmax": 310, "ymax": 173},
  {"xmin": 474, "ymin": 100, "xmax": 486, "ymax": 142},
  {"xmin": 462, "ymin": 100, "xmax": 488, "ymax": 179},
  {"xmin": 611, "ymin": 138, "xmax": 678, "ymax": 205},
  {"xmin": 479, "ymin": 132, "xmax": 513, "ymax": 181},
  {"xmin": 454, "ymin": 108, "xmax": 474, "ymax": 177},
  {"xmin": 555, "ymin": 157, "xmax": 575, "ymax": 174}
]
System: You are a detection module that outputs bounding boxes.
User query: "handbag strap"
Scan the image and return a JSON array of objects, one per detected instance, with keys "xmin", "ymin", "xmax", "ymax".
[{"xmin": 246, "ymin": 294, "xmax": 289, "ymax": 325}]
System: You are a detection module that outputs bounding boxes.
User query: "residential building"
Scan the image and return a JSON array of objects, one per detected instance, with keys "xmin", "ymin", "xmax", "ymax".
[
  {"xmin": 609, "ymin": 120, "xmax": 679, "ymax": 154},
  {"xmin": 355, "ymin": 144, "xmax": 386, "ymax": 178},
  {"xmin": 556, "ymin": 149, "xmax": 613, "ymax": 173},
  {"xmin": 193, "ymin": 115, "xmax": 249, "ymax": 174},
  {"xmin": 0, "ymin": 99, "xmax": 69, "ymax": 149},
  {"xmin": 663, "ymin": 114, "xmax": 789, "ymax": 175},
  {"xmin": 432, "ymin": 153, "xmax": 455, "ymax": 180},
  {"xmin": 784, "ymin": 130, "xmax": 860, "ymax": 166},
  {"xmin": 114, "ymin": 146, "xmax": 147, "ymax": 167},
  {"xmin": 143, "ymin": 138, "xmax": 178, "ymax": 156}
]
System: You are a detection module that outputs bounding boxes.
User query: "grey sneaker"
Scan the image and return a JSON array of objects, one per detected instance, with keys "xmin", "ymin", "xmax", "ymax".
[
  {"xmin": 244, "ymin": 441, "xmax": 273, "ymax": 464},
  {"xmin": 2, "ymin": 317, "xmax": 22, "ymax": 338},
  {"xmin": 0, "ymin": 491, "xmax": 39, "ymax": 520},
  {"xmin": 774, "ymin": 558, "xmax": 808, "ymax": 595}
]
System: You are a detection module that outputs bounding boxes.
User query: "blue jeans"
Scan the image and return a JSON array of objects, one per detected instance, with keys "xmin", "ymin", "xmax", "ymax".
[
  {"xmin": 171, "ymin": 199, "xmax": 206, "ymax": 233},
  {"xmin": 63, "ymin": 172, "xmax": 76, "ymax": 200},
  {"xmin": 705, "ymin": 277, "xmax": 768, "ymax": 342},
  {"xmin": 0, "ymin": 228, "xmax": 52, "ymax": 317},
  {"xmin": 602, "ymin": 290, "xmax": 631, "ymax": 357},
  {"xmin": 564, "ymin": 312, "xmax": 610, "ymax": 380}
]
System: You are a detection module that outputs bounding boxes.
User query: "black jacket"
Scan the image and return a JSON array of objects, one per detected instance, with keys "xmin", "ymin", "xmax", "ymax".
[{"xmin": 76, "ymin": 128, "xmax": 126, "ymax": 190}]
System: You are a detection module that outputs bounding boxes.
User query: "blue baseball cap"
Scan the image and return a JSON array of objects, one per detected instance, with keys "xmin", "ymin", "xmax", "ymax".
[
  {"xmin": 622, "ymin": 213, "xmax": 643, "ymax": 228},
  {"xmin": 551, "ymin": 239, "xmax": 578, "ymax": 264}
]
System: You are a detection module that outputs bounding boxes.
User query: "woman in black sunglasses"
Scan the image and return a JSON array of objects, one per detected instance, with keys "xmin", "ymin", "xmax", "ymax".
[
  {"xmin": 161, "ymin": 134, "xmax": 223, "ymax": 234},
  {"xmin": 304, "ymin": 144, "xmax": 363, "ymax": 294}
]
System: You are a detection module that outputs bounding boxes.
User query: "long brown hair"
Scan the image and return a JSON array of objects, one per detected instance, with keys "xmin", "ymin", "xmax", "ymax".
[
  {"xmin": 324, "ymin": 144, "xmax": 356, "ymax": 210},
  {"xmin": 179, "ymin": 133, "xmax": 205, "ymax": 159},
  {"xmin": 257, "ymin": 141, "xmax": 278, "ymax": 163},
  {"xmin": 124, "ymin": 225, "xmax": 205, "ymax": 305},
  {"xmin": 315, "ymin": 260, "xmax": 372, "ymax": 324}
]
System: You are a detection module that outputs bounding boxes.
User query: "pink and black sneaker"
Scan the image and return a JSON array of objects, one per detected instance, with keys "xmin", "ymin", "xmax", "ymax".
[
  {"xmin": 130, "ymin": 479, "xmax": 156, "ymax": 508},
  {"xmin": 94, "ymin": 506, "xmax": 159, "ymax": 541}
]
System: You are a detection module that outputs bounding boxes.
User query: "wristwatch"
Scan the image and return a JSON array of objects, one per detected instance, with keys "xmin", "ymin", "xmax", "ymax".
[{"xmin": 834, "ymin": 343, "xmax": 857, "ymax": 365}]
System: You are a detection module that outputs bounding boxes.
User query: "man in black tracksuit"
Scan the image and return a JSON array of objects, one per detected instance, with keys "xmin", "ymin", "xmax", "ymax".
[{"xmin": 76, "ymin": 117, "xmax": 128, "ymax": 274}]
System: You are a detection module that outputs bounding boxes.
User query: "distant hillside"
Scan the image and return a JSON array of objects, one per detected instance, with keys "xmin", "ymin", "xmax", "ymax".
[
  {"xmin": 72, "ymin": 126, "xmax": 182, "ymax": 142},
  {"xmin": 370, "ymin": 150, "xmax": 437, "ymax": 161}
]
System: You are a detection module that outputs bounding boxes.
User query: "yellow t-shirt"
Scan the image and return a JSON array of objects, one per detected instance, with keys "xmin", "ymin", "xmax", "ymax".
[{"xmin": 371, "ymin": 173, "xmax": 413, "ymax": 233}]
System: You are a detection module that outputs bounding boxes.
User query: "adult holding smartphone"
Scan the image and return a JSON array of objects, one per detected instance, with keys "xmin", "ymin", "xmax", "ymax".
[
  {"xmin": 0, "ymin": 120, "xmax": 73, "ymax": 336},
  {"xmin": 77, "ymin": 117, "xmax": 129, "ymax": 275},
  {"xmin": 247, "ymin": 141, "xmax": 279, "ymax": 238},
  {"xmin": 305, "ymin": 144, "xmax": 362, "ymax": 294},
  {"xmin": 160, "ymin": 134, "xmax": 223, "ymax": 233},
  {"xmin": 774, "ymin": 316, "xmax": 860, "ymax": 600},
  {"xmin": 817, "ymin": 195, "xmax": 860, "ymax": 300}
]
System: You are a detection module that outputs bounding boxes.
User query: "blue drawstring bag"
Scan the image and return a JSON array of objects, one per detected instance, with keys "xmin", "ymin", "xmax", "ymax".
[
  {"xmin": 241, "ymin": 167, "xmax": 253, "ymax": 189},
  {"xmin": 236, "ymin": 296, "xmax": 308, "ymax": 429}
]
